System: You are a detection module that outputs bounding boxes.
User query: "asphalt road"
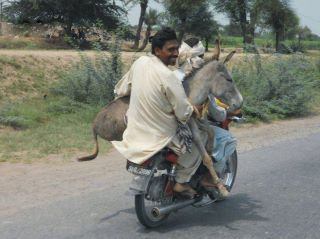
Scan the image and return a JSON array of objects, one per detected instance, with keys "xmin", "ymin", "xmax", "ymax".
[{"xmin": 1, "ymin": 133, "xmax": 320, "ymax": 239}]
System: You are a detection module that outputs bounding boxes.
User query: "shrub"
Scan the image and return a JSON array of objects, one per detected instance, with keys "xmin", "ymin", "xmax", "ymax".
[
  {"xmin": 53, "ymin": 34, "xmax": 122, "ymax": 105},
  {"xmin": 233, "ymin": 54, "xmax": 318, "ymax": 121}
]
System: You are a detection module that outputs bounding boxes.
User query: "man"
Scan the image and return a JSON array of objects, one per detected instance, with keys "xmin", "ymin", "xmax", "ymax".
[{"xmin": 112, "ymin": 28, "xmax": 201, "ymax": 197}]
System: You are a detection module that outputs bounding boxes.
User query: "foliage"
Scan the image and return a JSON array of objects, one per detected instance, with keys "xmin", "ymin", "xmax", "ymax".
[
  {"xmin": 162, "ymin": 0, "xmax": 206, "ymax": 42},
  {"xmin": 211, "ymin": 0, "xmax": 263, "ymax": 44},
  {"xmin": 4, "ymin": 0, "xmax": 125, "ymax": 33},
  {"xmin": 233, "ymin": 54, "xmax": 319, "ymax": 121},
  {"xmin": 259, "ymin": 0, "xmax": 299, "ymax": 51},
  {"xmin": 184, "ymin": 2, "xmax": 219, "ymax": 49}
]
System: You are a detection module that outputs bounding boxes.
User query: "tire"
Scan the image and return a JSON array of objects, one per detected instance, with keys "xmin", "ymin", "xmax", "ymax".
[
  {"xmin": 223, "ymin": 150, "xmax": 238, "ymax": 191},
  {"xmin": 135, "ymin": 194, "xmax": 169, "ymax": 228},
  {"xmin": 209, "ymin": 150, "xmax": 238, "ymax": 201}
]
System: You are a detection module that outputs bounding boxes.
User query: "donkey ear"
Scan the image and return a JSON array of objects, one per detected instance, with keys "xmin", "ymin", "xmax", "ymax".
[
  {"xmin": 211, "ymin": 38, "xmax": 221, "ymax": 61},
  {"xmin": 223, "ymin": 50, "xmax": 236, "ymax": 64}
]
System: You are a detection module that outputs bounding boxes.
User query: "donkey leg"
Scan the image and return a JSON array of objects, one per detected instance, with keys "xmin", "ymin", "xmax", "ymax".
[
  {"xmin": 189, "ymin": 118, "xmax": 228, "ymax": 198},
  {"xmin": 202, "ymin": 153, "xmax": 229, "ymax": 198}
]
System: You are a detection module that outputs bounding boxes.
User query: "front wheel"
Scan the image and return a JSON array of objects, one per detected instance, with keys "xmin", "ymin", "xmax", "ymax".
[
  {"xmin": 209, "ymin": 150, "xmax": 238, "ymax": 201},
  {"xmin": 135, "ymin": 194, "xmax": 169, "ymax": 228},
  {"xmin": 222, "ymin": 150, "xmax": 238, "ymax": 191}
]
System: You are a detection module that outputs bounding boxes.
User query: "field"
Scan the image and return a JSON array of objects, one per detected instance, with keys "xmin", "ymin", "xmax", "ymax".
[
  {"xmin": 0, "ymin": 48, "xmax": 319, "ymax": 163},
  {"xmin": 219, "ymin": 36, "xmax": 320, "ymax": 50}
]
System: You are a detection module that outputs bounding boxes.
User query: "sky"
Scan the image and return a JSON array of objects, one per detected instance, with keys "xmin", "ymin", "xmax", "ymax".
[{"xmin": 126, "ymin": 0, "xmax": 320, "ymax": 36}]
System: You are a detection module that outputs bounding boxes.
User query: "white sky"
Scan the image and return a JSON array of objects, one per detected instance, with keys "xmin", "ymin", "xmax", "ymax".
[{"xmin": 126, "ymin": 0, "xmax": 320, "ymax": 36}]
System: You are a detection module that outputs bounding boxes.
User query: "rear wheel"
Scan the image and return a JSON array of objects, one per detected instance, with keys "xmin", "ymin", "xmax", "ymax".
[
  {"xmin": 135, "ymin": 194, "xmax": 169, "ymax": 228},
  {"xmin": 134, "ymin": 170, "xmax": 173, "ymax": 228}
]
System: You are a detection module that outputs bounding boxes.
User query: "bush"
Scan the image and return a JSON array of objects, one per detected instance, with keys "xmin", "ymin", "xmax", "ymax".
[
  {"xmin": 53, "ymin": 35, "xmax": 122, "ymax": 105},
  {"xmin": 233, "ymin": 54, "xmax": 319, "ymax": 121}
]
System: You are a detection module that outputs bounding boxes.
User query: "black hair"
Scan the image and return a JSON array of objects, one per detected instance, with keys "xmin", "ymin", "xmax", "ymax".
[
  {"xmin": 151, "ymin": 27, "xmax": 177, "ymax": 54},
  {"xmin": 184, "ymin": 37, "xmax": 200, "ymax": 48}
]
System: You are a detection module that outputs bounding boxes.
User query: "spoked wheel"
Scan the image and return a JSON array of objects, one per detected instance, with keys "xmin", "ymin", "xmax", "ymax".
[{"xmin": 135, "ymin": 171, "xmax": 173, "ymax": 228}]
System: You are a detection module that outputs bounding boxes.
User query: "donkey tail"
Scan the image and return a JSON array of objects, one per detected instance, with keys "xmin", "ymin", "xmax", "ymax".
[{"xmin": 77, "ymin": 130, "xmax": 99, "ymax": 161}]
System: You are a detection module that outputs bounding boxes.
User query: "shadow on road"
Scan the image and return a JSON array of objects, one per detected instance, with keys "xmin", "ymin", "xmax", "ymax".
[
  {"xmin": 137, "ymin": 193, "xmax": 268, "ymax": 233},
  {"xmin": 99, "ymin": 207, "xmax": 135, "ymax": 222}
]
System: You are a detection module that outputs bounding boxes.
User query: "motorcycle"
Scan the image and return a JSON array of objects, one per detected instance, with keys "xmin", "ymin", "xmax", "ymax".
[{"xmin": 126, "ymin": 115, "xmax": 244, "ymax": 228}]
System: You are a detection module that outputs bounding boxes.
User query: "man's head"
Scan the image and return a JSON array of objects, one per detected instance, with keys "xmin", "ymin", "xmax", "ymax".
[{"xmin": 151, "ymin": 27, "xmax": 179, "ymax": 66}]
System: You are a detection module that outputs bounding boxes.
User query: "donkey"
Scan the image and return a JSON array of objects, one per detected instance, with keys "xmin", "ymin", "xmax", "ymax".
[
  {"xmin": 78, "ymin": 51, "xmax": 242, "ymax": 161},
  {"xmin": 78, "ymin": 43, "xmax": 242, "ymax": 196}
]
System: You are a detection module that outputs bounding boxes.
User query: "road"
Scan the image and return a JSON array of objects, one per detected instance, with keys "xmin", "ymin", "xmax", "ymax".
[{"xmin": 1, "ymin": 130, "xmax": 320, "ymax": 239}]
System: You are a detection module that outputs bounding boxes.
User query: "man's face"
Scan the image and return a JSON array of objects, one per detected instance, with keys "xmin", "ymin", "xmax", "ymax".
[{"xmin": 154, "ymin": 40, "xmax": 179, "ymax": 66}]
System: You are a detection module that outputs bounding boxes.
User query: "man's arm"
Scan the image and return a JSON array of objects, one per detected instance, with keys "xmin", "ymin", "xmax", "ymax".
[
  {"xmin": 114, "ymin": 71, "xmax": 132, "ymax": 98},
  {"xmin": 163, "ymin": 74, "xmax": 194, "ymax": 124}
]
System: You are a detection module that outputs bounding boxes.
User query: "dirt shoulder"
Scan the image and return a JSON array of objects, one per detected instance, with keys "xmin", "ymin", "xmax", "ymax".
[{"xmin": 1, "ymin": 115, "xmax": 320, "ymax": 218}]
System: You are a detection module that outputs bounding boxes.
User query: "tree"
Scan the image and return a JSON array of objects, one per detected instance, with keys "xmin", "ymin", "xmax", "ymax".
[
  {"xmin": 125, "ymin": 0, "xmax": 149, "ymax": 49},
  {"xmin": 212, "ymin": 0, "xmax": 263, "ymax": 45},
  {"xmin": 260, "ymin": 0, "xmax": 298, "ymax": 51},
  {"xmin": 138, "ymin": 8, "xmax": 158, "ymax": 51},
  {"xmin": 4, "ymin": 0, "xmax": 125, "ymax": 34},
  {"xmin": 184, "ymin": 2, "xmax": 219, "ymax": 51},
  {"xmin": 162, "ymin": 0, "xmax": 207, "ymax": 43}
]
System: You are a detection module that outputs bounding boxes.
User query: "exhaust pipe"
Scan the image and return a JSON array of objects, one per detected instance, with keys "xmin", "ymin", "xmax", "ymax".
[{"xmin": 152, "ymin": 198, "xmax": 198, "ymax": 217}]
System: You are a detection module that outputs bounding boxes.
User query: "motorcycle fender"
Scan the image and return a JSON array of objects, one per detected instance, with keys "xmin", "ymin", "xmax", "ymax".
[{"xmin": 128, "ymin": 173, "xmax": 153, "ymax": 194}]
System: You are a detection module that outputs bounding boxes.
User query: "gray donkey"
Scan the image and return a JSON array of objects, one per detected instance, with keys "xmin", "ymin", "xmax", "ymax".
[{"xmin": 78, "ymin": 44, "xmax": 242, "ymax": 196}]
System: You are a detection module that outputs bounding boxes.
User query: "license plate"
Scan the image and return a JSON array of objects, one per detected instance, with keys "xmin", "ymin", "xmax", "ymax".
[{"xmin": 127, "ymin": 164, "xmax": 152, "ymax": 176}]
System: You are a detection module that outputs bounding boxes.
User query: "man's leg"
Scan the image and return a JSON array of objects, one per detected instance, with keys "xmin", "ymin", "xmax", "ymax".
[{"xmin": 167, "ymin": 131, "xmax": 206, "ymax": 197}]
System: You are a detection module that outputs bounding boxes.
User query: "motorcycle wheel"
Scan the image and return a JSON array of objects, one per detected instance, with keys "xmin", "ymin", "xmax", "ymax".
[
  {"xmin": 222, "ymin": 150, "xmax": 238, "ymax": 191},
  {"xmin": 209, "ymin": 150, "xmax": 238, "ymax": 201},
  {"xmin": 135, "ymin": 194, "xmax": 169, "ymax": 228},
  {"xmin": 135, "ymin": 168, "xmax": 173, "ymax": 228}
]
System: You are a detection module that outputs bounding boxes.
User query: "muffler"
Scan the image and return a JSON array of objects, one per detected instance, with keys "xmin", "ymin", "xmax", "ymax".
[{"xmin": 152, "ymin": 198, "xmax": 198, "ymax": 217}]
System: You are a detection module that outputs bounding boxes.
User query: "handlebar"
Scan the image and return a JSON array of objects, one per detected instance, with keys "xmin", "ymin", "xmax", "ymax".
[{"xmin": 229, "ymin": 116, "xmax": 246, "ymax": 123}]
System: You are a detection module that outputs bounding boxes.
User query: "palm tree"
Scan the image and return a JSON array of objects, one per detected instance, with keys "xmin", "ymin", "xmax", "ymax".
[{"xmin": 138, "ymin": 8, "xmax": 158, "ymax": 51}]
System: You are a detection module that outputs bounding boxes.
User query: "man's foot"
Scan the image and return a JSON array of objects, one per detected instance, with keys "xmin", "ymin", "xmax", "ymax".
[
  {"xmin": 200, "ymin": 177, "xmax": 229, "ymax": 199},
  {"xmin": 173, "ymin": 183, "xmax": 197, "ymax": 199}
]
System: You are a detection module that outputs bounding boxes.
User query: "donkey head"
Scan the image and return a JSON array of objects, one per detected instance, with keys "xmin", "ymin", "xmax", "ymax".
[
  {"xmin": 183, "ymin": 38, "xmax": 243, "ymax": 112},
  {"xmin": 209, "ymin": 60, "xmax": 243, "ymax": 112},
  {"xmin": 208, "ymin": 39, "xmax": 243, "ymax": 112}
]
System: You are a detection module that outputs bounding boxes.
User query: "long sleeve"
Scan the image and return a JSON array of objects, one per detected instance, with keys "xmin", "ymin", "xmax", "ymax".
[
  {"xmin": 114, "ymin": 71, "xmax": 132, "ymax": 98},
  {"xmin": 163, "ymin": 74, "xmax": 194, "ymax": 124}
]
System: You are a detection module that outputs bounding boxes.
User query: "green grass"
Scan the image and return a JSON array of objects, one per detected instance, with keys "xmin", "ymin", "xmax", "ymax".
[
  {"xmin": 0, "ymin": 37, "xmax": 69, "ymax": 49},
  {"xmin": 0, "ymin": 97, "xmax": 110, "ymax": 163},
  {"xmin": 216, "ymin": 36, "xmax": 320, "ymax": 50},
  {"xmin": 0, "ymin": 54, "xmax": 72, "ymax": 103}
]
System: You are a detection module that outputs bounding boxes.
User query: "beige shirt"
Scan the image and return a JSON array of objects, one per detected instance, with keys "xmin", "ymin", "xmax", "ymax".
[{"xmin": 112, "ymin": 55, "xmax": 194, "ymax": 164}]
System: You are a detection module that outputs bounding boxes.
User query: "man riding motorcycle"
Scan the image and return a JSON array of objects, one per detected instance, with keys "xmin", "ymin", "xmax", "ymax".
[{"xmin": 112, "ymin": 28, "xmax": 228, "ymax": 199}]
